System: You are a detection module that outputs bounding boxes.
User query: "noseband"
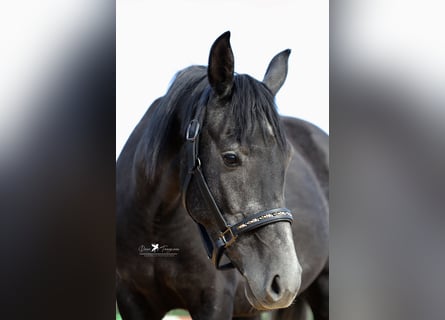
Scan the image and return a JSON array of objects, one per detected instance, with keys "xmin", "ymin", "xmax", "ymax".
[{"xmin": 181, "ymin": 99, "xmax": 293, "ymax": 270}]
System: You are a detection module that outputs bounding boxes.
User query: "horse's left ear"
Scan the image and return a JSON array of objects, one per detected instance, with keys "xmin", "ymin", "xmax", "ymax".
[
  {"xmin": 263, "ymin": 49, "xmax": 291, "ymax": 96},
  {"xmin": 208, "ymin": 31, "xmax": 234, "ymax": 98}
]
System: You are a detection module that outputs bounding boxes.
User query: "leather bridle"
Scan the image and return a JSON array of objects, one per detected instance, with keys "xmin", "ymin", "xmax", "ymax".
[{"xmin": 181, "ymin": 98, "xmax": 293, "ymax": 270}]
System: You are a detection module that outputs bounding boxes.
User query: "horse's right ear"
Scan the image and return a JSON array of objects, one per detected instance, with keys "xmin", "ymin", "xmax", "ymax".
[{"xmin": 208, "ymin": 31, "xmax": 234, "ymax": 98}]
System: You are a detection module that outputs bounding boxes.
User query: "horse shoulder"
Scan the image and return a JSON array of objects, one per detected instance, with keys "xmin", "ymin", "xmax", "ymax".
[{"xmin": 280, "ymin": 116, "xmax": 329, "ymax": 199}]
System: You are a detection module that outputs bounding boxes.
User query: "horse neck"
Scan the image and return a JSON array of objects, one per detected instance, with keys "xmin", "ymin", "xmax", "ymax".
[{"xmin": 133, "ymin": 147, "xmax": 193, "ymax": 234}]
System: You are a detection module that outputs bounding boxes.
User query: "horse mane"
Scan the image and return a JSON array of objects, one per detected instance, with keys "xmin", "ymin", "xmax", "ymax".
[{"xmin": 138, "ymin": 65, "xmax": 288, "ymax": 182}]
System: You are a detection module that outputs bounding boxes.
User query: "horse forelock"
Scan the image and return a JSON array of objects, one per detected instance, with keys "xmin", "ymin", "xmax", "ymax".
[
  {"xmin": 139, "ymin": 66, "xmax": 288, "ymax": 183},
  {"xmin": 229, "ymin": 74, "xmax": 288, "ymax": 150}
]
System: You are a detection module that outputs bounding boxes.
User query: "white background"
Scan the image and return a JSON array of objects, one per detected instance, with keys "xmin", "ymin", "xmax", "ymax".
[{"xmin": 117, "ymin": 0, "xmax": 329, "ymax": 156}]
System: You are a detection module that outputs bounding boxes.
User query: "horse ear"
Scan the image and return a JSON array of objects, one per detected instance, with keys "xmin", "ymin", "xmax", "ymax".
[
  {"xmin": 208, "ymin": 31, "xmax": 234, "ymax": 98},
  {"xmin": 263, "ymin": 49, "xmax": 291, "ymax": 96}
]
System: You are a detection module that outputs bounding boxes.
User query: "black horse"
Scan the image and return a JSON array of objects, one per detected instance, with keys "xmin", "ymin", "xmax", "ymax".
[{"xmin": 116, "ymin": 32, "xmax": 329, "ymax": 320}]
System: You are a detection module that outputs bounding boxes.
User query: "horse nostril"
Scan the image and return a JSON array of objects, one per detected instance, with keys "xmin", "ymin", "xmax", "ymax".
[{"xmin": 271, "ymin": 275, "xmax": 281, "ymax": 295}]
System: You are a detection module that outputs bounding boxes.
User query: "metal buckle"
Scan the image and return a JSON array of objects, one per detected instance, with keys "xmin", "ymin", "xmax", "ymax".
[
  {"xmin": 195, "ymin": 157, "xmax": 201, "ymax": 169},
  {"xmin": 186, "ymin": 119, "xmax": 200, "ymax": 141},
  {"xmin": 220, "ymin": 227, "xmax": 237, "ymax": 248}
]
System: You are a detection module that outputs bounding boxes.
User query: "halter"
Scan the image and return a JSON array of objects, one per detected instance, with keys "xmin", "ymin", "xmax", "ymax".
[{"xmin": 181, "ymin": 99, "xmax": 293, "ymax": 270}]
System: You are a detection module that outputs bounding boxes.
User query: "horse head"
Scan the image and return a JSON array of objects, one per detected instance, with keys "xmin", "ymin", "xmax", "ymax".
[{"xmin": 183, "ymin": 31, "xmax": 302, "ymax": 310}]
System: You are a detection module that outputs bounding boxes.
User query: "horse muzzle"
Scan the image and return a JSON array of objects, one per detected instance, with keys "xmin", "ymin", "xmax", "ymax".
[
  {"xmin": 237, "ymin": 221, "xmax": 302, "ymax": 310},
  {"xmin": 244, "ymin": 267, "xmax": 302, "ymax": 310}
]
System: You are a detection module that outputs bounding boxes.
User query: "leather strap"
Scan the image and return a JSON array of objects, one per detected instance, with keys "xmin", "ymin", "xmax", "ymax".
[{"xmin": 181, "ymin": 100, "xmax": 293, "ymax": 270}]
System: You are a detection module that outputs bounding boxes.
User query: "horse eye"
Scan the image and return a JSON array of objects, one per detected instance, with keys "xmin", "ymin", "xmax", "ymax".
[{"xmin": 222, "ymin": 153, "xmax": 240, "ymax": 167}]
